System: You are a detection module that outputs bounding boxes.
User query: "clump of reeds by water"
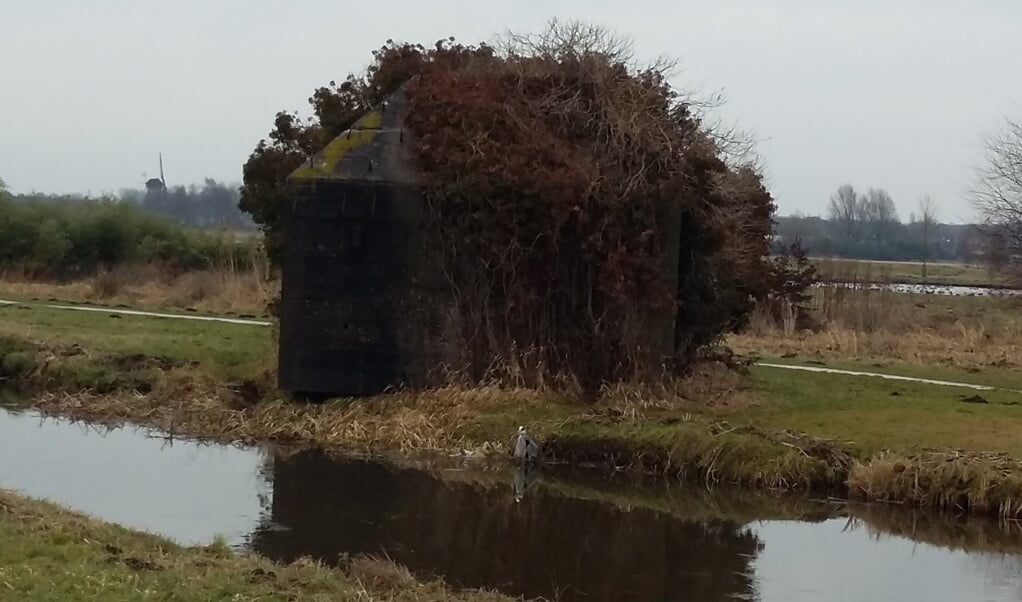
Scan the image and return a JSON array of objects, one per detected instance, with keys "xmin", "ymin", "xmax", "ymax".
[
  {"xmin": 848, "ymin": 451, "xmax": 1022, "ymax": 519},
  {"xmin": 345, "ymin": 556, "xmax": 518, "ymax": 602}
]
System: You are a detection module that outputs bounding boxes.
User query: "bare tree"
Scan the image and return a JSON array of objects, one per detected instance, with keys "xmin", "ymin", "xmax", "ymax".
[
  {"xmin": 828, "ymin": 184, "xmax": 859, "ymax": 238},
  {"xmin": 501, "ymin": 19, "xmax": 761, "ymax": 169},
  {"xmin": 973, "ymin": 115, "xmax": 1022, "ymax": 279},
  {"xmin": 917, "ymin": 195, "xmax": 938, "ymax": 280},
  {"xmin": 866, "ymin": 188, "xmax": 898, "ymax": 224},
  {"xmin": 858, "ymin": 188, "xmax": 899, "ymax": 242}
]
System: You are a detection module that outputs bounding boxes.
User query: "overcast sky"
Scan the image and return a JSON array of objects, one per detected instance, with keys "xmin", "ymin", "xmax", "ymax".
[{"xmin": 2, "ymin": 1, "xmax": 1019, "ymax": 220}]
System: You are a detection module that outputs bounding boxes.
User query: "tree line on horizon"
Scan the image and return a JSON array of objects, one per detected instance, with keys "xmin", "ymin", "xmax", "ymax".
[
  {"xmin": 2, "ymin": 175, "xmax": 992, "ymax": 265},
  {"xmin": 6, "ymin": 178, "xmax": 254, "ymax": 231},
  {"xmin": 0, "ymin": 178, "xmax": 256, "ymax": 277},
  {"xmin": 774, "ymin": 184, "xmax": 987, "ymax": 263}
]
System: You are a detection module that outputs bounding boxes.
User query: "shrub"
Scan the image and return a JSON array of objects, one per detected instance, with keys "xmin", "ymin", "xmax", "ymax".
[
  {"xmin": 757, "ymin": 240, "xmax": 819, "ymax": 329},
  {"xmin": 0, "ymin": 197, "xmax": 254, "ymax": 277}
]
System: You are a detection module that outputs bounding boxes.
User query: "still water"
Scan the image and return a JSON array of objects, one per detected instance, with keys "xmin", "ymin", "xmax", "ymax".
[
  {"xmin": 1, "ymin": 408, "xmax": 1020, "ymax": 601},
  {"xmin": 819, "ymin": 281, "xmax": 1022, "ymax": 297}
]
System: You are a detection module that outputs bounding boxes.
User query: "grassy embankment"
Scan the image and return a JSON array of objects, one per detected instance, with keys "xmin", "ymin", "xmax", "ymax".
[
  {"xmin": 3, "ymin": 289, "xmax": 1022, "ymax": 517},
  {"xmin": 813, "ymin": 257, "xmax": 1014, "ymax": 288},
  {"xmin": 0, "ymin": 490, "xmax": 516, "ymax": 601}
]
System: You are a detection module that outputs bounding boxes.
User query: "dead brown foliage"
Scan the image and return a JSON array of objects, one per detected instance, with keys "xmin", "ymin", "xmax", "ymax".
[
  {"xmin": 30, "ymin": 376, "xmax": 551, "ymax": 456},
  {"xmin": 848, "ymin": 451, "xmax": 1022, "ymax": 518}
]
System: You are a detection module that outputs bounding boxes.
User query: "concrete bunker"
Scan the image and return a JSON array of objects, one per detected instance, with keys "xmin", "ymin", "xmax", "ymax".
[
  {"xmin": 277, "ymin": 91, "xmax": 457, "ymax": 396},
  {"xmin": 278, "ymin": 91, "xmax": 683, "ymax": 397}
]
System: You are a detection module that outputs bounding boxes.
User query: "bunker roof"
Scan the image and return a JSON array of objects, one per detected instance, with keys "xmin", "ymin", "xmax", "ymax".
[{"xmin": 288, "ymin": 89, "xmax": 419, "ymax": 185}]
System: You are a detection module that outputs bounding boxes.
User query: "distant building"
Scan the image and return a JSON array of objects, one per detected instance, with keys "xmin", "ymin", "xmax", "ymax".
[{"xmin": 144, "ymin": 177, "xmax": 165, "ymax": 193}]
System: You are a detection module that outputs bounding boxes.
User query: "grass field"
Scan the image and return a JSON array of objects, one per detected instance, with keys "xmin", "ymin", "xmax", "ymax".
[
  {"xmin": 0, "ymin": 303, "xmax": 272, "ymax": 381},
  {"xmin": 746, "ymin": 365, "xmax": 1022, "ymax": 456},
  {"xmin": 813, "ymin": 257, "xmax": 1013, "ymax": 287}
]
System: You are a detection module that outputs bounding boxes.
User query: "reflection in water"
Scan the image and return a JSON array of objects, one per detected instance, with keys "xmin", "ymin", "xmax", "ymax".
[
  {"xmin": 2, "ymin": 407, "xmax": 1022, "ymax": 601},
  {"xmin": 250, "ymin": 450, "xmax": 761, "ymax": 602},
  {"xmin": 753, "ymin": 519, "xmax": 1022, "ymax": 602},
  {"xmin": 513, "ymin": 464, "xmax": 540, "ymax": 502}
]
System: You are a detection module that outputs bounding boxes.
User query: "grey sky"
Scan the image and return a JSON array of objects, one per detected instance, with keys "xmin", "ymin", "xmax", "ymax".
[{"xmin": 2, "ymin": 1, "xmax": 1019, "ymax": 221}]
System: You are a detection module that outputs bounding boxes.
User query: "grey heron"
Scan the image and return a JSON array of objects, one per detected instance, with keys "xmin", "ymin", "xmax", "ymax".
[{"xmin": 513, "ymin": 425, "xmax": 540, "ymax": 466}]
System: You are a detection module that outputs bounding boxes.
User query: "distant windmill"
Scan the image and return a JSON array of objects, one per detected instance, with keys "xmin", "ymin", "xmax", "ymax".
[{"xmin": 144, "ymin": 153, "xmax": 167, "ymax": 209}]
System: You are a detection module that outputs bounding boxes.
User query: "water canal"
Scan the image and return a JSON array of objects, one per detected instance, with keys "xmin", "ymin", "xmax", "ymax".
[{"xmin": 1, "ymin": 407, "xmax": 1020, "ymax": 601}]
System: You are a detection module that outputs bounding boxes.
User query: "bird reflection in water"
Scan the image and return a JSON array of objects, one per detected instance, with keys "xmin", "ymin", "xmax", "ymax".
[{"xmin": 513, "ymin": 463, "xmax": 540, "ymax": 502}]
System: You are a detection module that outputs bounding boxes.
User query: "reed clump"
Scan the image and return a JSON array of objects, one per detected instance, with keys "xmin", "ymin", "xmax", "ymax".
[
  {"xmin": 543, "ymin": 418, "xmax": 851, "ymax": 490},
  {"xmin": 848, "ymin": 451, "xmax": 1022, "ymax": 518},
  {"xmin": 345, "ymin": 556, "xmax": 522, "ymax": 602},
  {"xmin": 30, "ymin": 377, "xmax": 557, "ymax": 457}
]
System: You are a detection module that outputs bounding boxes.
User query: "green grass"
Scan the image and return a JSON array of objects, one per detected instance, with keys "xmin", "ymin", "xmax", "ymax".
[
  {"xmin": 813, "ymin": 257, "xmax": 1012, "ymax": 287},
  {"xmin": 0, "ymin": 304, "xmax": 272, "ymax": 381},
  {"xmin": 757, "ymin": 355, "xmax": 1022, "ymax": 391},
  {"xmin": 745, "ymin": 366, "xmax": 1022, "ymax": 457},
  {"xmin": 0, "ymin": 292, "xmax": 268, "ymax": 318}
]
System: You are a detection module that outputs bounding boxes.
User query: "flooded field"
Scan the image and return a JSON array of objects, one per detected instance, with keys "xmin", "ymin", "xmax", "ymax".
[
  {"xmin": 818, "ymin": 281, "xmax": 1022, "ymax": 297},
  {"xmin": 2, "ymin": 407, "xmax": 1021, "ymax": 601}
]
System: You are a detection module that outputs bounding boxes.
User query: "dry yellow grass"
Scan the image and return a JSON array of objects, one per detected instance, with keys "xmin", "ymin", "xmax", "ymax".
[
  {"xmin": 730, "ymin": 325, "xmax": 1022, "ymax": 370},
  {"xmin": 346, "ymin": 557, "xmax": 528, "ymax": 602},
  {"xmin": 848, "ymin": 451, "xmax": 1022, "ymax": 518},
  {"xmin": 0, "ymin": 263, "xmax": 277, "ymax": 316},
  {"xmin": 31, "ymin": 374, "xmax": 558, "ymax": 457},
  {"xmin": 734, "ymin": 287, "xmax": 1022, "ymax": 371}
]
